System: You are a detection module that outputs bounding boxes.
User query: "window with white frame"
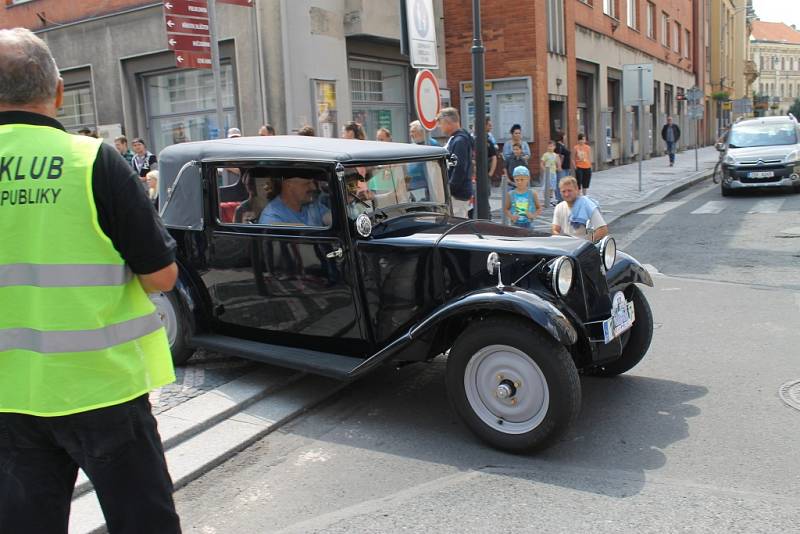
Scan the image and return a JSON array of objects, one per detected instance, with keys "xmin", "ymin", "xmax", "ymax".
[
  {"xmin": 673, "ymin": 22, "xmax": 680, "ymax": 53},
  {"xmin": 646, "ymin": 2, "xmax": 655, "ymax": 39},
  {"xmin": 603, "ymin": 0, "xmax": 616, "ymax": 18},
  {"xmin": 627, "ymin": 0, "xmax": 638, "ymax": 29},
  {"xmin": 547, "ymin": 0, "xmax": 565, "ymax": 54},
  {"xmin": 349, "ymin": 60, "xmax": 409, "ymax": 142},
  {"xmin": 57, "ymin": 84, "xmax": 96, "ymax": 133},
  {"xmin": 144, "ymin": 64, "xmax": 237, "ymax": 153},
  {"xmin": 661, "ymin": 12, "xmax": 669, "ymax": 47},
  {"xmin": 684, "ymin": 29, "xmax": 691, "ymax": 58}
]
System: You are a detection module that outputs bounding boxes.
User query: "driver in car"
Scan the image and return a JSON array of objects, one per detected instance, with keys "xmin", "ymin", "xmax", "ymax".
[{"xmin": 259, "ymin": 176, "xmax": 331, "ymax": 226}]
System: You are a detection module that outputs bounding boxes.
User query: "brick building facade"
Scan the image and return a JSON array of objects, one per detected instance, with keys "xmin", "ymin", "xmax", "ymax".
[
  {"xmin": 2, "ymin": 0, "xmax": 448, "ymax": 151},
  {"xmin": 444, "ymin": 0, "xmax": 699, "ymax": 172}
]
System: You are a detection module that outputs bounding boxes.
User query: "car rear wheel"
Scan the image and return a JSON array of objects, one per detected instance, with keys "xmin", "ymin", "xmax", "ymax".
[
  {"xmin": 593, "ymin": 285, "xmax": 653, "ymax": 377},
  {"xmin": 446, "ymin": 317, "xmax": 580, "ymax": 453},
  {"xmin": 150, "ymin": 290, "xmax": 195, "ymax": 366}
]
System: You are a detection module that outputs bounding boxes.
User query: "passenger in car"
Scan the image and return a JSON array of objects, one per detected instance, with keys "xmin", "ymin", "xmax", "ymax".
[
  {"xmin": 233, "ymin": 170, "xmax": 268, "ymax": 223},
  {"xmin": 258, "ymin": 176, "xmax": 331, "ymax": 226}
]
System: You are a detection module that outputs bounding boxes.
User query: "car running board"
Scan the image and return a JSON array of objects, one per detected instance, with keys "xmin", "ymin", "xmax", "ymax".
[{"xmin": 190, "ymin": 334, "xmax": 365, "ymax": 380}]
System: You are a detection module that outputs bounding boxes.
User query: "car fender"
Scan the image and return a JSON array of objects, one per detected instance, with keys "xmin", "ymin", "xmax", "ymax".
[
  {"xmin": 606, "ymin": 251, "xmax": 654, "ymax": 292},
  {"xmin": 410, "ymin": 286, "xmax": 578, "ymax": 346}
]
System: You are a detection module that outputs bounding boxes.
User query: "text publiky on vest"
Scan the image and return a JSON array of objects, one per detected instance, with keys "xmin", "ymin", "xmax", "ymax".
[{"xmin": 0, "ymin": 155, "xmax": 63, "ymax": 206}]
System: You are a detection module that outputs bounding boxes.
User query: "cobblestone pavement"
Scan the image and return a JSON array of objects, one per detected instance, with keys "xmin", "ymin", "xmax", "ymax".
[{"xmin": 149, "ymin": 350, "xmax": 259, "ymax": 415}]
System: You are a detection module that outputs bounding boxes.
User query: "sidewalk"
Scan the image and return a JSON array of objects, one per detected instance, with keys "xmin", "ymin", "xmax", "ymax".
[{"xmin": 489, "ymin": 146, "xmax": 719, "ymax": 229}]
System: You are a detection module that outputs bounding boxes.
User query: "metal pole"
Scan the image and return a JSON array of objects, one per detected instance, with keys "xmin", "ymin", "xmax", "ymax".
[
  {"xmin": 252, "ymin": 0, "xmax": 268, "ymax": 127},
  {"xmin": 637, "ymin": 67, "xmax": 644, "ymax": 192},
  {"xmin": 471, "ymin": 0, "xmax": 489, "ymax": 220},
  {"xmin": 207, "ymin": 0, "xmax": 226, "ymax": 138},
  {"xmin": 695, "ymin": 119, "xmax": 699, "ymax": 172}
]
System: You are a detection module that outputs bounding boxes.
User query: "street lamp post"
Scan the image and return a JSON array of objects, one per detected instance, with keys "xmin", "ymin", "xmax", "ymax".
[{"xmin": 471, "ymin": 0, "xmax": 489, "ymax": 220}]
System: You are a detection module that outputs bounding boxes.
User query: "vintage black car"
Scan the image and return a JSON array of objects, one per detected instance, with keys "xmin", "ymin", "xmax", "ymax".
[{"xmin": 154, "ymin": 136, "xmax": 654, "ymax": 452}]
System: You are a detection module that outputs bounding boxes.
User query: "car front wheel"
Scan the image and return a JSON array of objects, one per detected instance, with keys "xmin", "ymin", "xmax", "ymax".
[
  {"xmin": 446, "ymin": 317, "xmax": 580, "ymax": 453},
  {"xmin": 150, "ymin": 290, "xmax": 195, "ymax": 366}
]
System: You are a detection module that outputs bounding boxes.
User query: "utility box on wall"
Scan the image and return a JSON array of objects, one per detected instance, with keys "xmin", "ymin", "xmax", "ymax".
[{"xmin": 459, "ymin": 77, "xmax": 534, "ymax": 144}]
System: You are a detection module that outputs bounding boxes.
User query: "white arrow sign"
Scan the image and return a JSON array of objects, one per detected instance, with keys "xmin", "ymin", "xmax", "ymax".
[
  {"xmin": 164, "ymin": 1, "xmax": 173, "ymax": 8},
  {"xmin": 167, "ymin": 19, "xmax": 175, "ymax": 28},
  {"xmin": 169, "ymin": 38, "xmax": 176, "ymax": 46},
  {"xmin": 176, "ymin": 54, "xmax": 184, "ymax": 63}
]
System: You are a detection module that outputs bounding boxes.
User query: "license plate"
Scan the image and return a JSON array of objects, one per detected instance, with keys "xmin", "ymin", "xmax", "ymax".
[
  {"xmin": 748, "ymin": 171, "xmax": 774, "ymax": 178},
  {"xmin": 602, "ymin": 291, "xmax": 636, "ymax": 344}
]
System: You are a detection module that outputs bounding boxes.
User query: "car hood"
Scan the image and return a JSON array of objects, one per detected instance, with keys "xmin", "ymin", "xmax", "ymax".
[
  {"xmin": 727, "ymin": 145, "xmax": 796, "ymax": 163},
  {"xmin": 370, "ymin": 214, "xmax": 593, "ymax": 257}
]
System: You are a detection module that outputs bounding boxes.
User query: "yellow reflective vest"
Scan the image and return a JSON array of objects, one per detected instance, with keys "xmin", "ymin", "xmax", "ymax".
[{"xmin": 0, "ymin": 122, "xmax": 175, "ymax": 416}]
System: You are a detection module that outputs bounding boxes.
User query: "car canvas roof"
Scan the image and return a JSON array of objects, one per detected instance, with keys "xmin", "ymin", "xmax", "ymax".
[{"xmin": 159, "ymin": 135, "xmax": 446, "ymax": 168}]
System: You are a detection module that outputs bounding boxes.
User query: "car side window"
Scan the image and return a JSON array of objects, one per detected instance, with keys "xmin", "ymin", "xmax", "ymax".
[{"xmin": 214, "ymin": 166, "xmax": 332, "ymax": 228}]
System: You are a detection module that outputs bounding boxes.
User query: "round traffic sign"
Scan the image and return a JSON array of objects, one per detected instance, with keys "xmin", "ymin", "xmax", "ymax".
[{"xmin": 414, "ymin": 69, "xmax": 441, "ymax": 131}]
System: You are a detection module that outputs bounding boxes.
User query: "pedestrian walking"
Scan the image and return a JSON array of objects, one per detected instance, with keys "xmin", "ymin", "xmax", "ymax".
[
  {"xmin": 436, "ymin": 107, "xmax": 474, "ymax": 218},
  {"xmin": 661, "ymin": 116, "xmax": 681, "ymax": 167},
  {"xmin": 409, "ymin": 120, "xmax": 439, "ymax": 146},
  {"xmin": 342, "ymin": 120, "xmax": 366, "ymax": 140},
  {"xmin": 551, "ymin": 175, "xmax": 608, "ymax": 242},
  {"xmin": 553, "ymin": 131, "xmax": 570, "ymax": 203},
  {"xmin": 0, "ymin": 28, "xmax": 181, "ymax": 534},
  {"xmin": 502, "ymin": 124, "xmax": 531, "ymax": 163},
  {"xmin": 540, "ymin": 140, "xmax": 562, "ymax": 206},
  {"xmin": 573, "ymin": 133, "xmax": 593, "ymax": 195},
  {"xmin": 114, "ymin": 135, "xmax": 134, "ymax": 167},
  {"xmin": 504, "ymin": 166, "xmax": 541, "ymax": 229},
  {"xmin": 131, "ymin": 136, "xmax": 158, "ymax": 178}
]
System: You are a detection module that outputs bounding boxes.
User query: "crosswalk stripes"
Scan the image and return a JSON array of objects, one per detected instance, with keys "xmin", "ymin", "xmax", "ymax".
[
  {"xmin": 746, "ymin": 199, "xmax": 785, "ymax": 214},
  {"xmin": 637, "ymin": 201, "xmax": 684, "ymax": 215},
  {"xmin": 690, "ymin": 200, "xmax": 728, "ymax": 214}
]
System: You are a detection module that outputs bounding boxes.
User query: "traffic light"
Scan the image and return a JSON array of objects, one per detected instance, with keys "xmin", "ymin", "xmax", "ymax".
[{"xmin": 676, "ymin": 94, "xmax": 687, "ymax": 101}]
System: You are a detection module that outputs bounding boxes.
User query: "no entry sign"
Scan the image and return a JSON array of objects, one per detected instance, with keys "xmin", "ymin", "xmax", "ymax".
[{"xmin": 414, "ymin": 69, "xmax": 441, "ymax": 131}]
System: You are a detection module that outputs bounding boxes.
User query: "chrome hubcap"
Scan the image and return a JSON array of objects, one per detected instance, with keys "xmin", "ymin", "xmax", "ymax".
[
  {"xmin": 464, "ymin": 344, "xmax": 549, "ymax": 434},
  {"xmin": 149, "ymin": 293, "xmax": 178, "ymax": 346}
]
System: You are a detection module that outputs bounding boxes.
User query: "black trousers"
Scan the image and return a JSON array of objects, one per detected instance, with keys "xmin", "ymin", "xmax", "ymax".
[{"xmin": 0, "ymin": 394, "xmax": 181, "ymax": 534}]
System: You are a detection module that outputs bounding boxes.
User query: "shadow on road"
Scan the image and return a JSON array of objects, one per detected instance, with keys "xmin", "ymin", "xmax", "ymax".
[{"xmin": 282, "ymin": 358, "xmax": 708, "ymax": 499}]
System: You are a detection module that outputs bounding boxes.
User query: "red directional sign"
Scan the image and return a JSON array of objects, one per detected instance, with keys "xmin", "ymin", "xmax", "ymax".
[
  {"xmin": 163, "ymin": 0, "xmax": 208, "ymax": 18},
  {"xmin": 167, "ymin": 33, "xmax": 211, "ymax": 52},
  {"xmin": 175, "ymin": 50, "xmax": 212, "ymax": 70},
  {"xmin": 165, "ymin": 15, "xmax": 210, "ymax": 35},
  {"xmin": 217, "ymin": 0, "xmax": 253, "ymax": 6}
]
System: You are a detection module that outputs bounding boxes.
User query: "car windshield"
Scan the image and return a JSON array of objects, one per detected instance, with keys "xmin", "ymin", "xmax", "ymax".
[
  {"xmin": 727, "ymin": 122, "xmax": 798, "ymax": 148},
  {"xmin": 343, "ymin": 160, "xmax": 447, "ymax": 218}
]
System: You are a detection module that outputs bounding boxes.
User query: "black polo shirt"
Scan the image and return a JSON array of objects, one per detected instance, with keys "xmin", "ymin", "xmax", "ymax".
[{"xmin": 0, "ymin": 111, "xmax": 176, "ymax": 275}]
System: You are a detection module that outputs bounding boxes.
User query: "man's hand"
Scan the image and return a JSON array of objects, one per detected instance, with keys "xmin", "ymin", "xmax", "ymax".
[
  {"xmin": 551, "ymin": 224, "xmax": 562, "ymax": 235},
  {"xmin": 592, "ymin": 225, "xmax": 609, "ymax": 242}
]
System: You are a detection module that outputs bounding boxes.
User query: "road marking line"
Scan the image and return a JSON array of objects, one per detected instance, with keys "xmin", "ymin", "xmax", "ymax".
[
  {"xmin": 747, "ymin": 199, "xmax": 785, "ymax": 214},
  {"xmin": 638, "ymin": 201, "xmax": 684, "ymax": 215},
  {"xmin": 691, "ymin": 200, "xmax": 727, "ymax": 214}
]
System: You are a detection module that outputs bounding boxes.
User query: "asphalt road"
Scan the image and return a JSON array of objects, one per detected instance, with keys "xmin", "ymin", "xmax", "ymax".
[{"xmin": 170, "ymin": 181, "xmax": 800, "ymax": 533}]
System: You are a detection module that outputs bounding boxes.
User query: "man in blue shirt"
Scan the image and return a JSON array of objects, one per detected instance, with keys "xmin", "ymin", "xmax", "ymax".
[{"xmin": 259, "ymin": 176, "xmax": 330, "ymax": 226}]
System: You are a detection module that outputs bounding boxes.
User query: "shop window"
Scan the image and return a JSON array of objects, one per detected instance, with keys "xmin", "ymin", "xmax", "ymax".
[
  {"xmin": 349, "ymin": 60, "xmax": 408, "ymax": 142},
  {"xmin": 57, "ymin": 84, "xmax": 96, "ymax": 134},
  {"xmin": 607, "ymin": 78, "xmax": 619, "ymax": 138},
  {"xmin": 144, "ymin": 64, "xmax": 237, "ymax": 153}
]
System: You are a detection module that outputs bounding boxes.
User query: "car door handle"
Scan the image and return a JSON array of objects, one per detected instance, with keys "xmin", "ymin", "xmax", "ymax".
[{"xmin": 326, "ymin": 248, "xmax": 343, "ymax": 259}]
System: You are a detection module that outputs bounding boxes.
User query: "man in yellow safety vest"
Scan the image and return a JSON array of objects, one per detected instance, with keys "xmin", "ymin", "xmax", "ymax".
[{"xmin": 0, "ymin": 28, "xmax": 181, "ymax": 533}]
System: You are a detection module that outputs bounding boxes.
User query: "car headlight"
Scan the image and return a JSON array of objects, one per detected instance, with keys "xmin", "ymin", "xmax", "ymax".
[
  {"xmin": 723, "ymin": 154, "xmax": 736, "ymax": 166},
  {"xmin": 599, "ymin": 236, "xmax": 616, "ymax": 271},
  {"xmin": 783, "ymin": 150, "xmax": 799, "ymax": 164},
  {"xmin": 550, "ymin": 256, "xmax": 574, "ymax": 297}
]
